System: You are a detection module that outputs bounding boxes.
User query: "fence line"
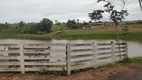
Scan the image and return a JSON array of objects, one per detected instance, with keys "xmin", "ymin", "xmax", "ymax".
[{"xmin": 0, "ymin": 40, "xmax": 127, "ymax": 75}]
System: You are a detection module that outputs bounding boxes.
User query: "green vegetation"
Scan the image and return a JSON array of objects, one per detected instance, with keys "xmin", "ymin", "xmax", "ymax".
[
  {"xmin": 119, "ymin": 57, "xmax": 142, "ymax": 63},
  {"xmin": 52, "ymin": 24, "xmax": 68, "ymax": 32},
  {"xmin": 101, "ymin": 57, "xmax": 142, "ymax": 68},
  {"xmin": 66, "ymin": 19, "xmax": 82, "ymax": 29},
  {"xmin": 0, "ymin": 18, "xmax": 53, "ymax": 34},
  {"xmin": 0, "ymin": 17, "xmax": 142, "ymax": 43},
  {"xmin": 0, "ymin": 29, "xmax": 142, "ymax": 42},
  {"xmin": 39, "ymin": 68, "xmax": 66, "ymax": 76},
  {"xmin": 129, "ymin": 24, "xmax": 142, "ymax": 28},
  {"xmin": 104, "ymin": 63, "xmax": 120, "ymax": 67},
  {"xmin": 60, "ymin": 32, "xmax": 142, "ymax": 42}
]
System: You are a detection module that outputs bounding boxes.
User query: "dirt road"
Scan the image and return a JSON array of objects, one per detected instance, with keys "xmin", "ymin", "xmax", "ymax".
[{"xmin": 0, "ymin": 63, "xmax": 141, "ymax": 80}]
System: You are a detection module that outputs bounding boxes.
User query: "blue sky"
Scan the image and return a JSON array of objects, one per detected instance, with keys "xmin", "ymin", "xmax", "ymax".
[{"xmin": 0, "ymin": 0, "xmax": 141, "ymax": 23}]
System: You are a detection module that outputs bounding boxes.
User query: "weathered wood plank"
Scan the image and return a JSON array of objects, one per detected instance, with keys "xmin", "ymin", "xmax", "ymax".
[
  {"xmin": 97, "ymin": 43, "xmax": 112, "ymax": 46},
  {"xmin": 24, "ymin": 56, "xmax": 50, "ymax": 60},
  {"xmin": 0, "ymin": 57, "xmax": 20, "ymax": 60},
  {"xmin": 0, "ymin": 68, "xmax": 21, "ymax": 72},
  {"xmin": 96, "ymin": 45, "xmax": 112, "ymax": 48},
  {"xmin": 24, "ymin": 50, "xmax": 50, "ymax": 54},
  {"xmin": 70, "ymin": 41, "xmax": 92, "ymax": 45},
  {"xmin": 70, "ymin": 51, "xmax": 93, "ymax": 56},
  {"xmin": 71, "ymin": 64, "xmax": 93, "ymax": 70},
  {"xmin": 50, "ymin": 46, "xmax": 66, "ymax": 50},
  {"xmin": 24, "ymin": 62, "xmax": 66, "ymax": 66},
  {"xmin": 0, "ymin": 62, "xmax": 20, "ymax": 65},
  {"xmin": 97, "ymin": 56, "xmax": 112, "ymax": 60},
  {"xmin": 24, "ymin": 56, "xmax": 65, "ymax": 60},
  {"xmin": 25, "ymin": 67, "xmax": 65, "ymax": 71},
  {"xmin": 67, "ymin": 43, "xmax": 71, "ymax": 75},
  {"xmin": 97, "ymin": 54, "xmax": 112, "ymax": 58},
  {"xmin": 97, "ymin": 49, "xmax": 112, "ymax": 53},
  {"xmin": 0, "ymin": 50, "xmax": 20, "ymax": 53},
  {"xmin": 115, "ymin": 49, "xmax": 125, "ymax": 52},
  {"xmin": 50, "ymin": 49, "xmax": 66, "ymax": 52},
  {"xmin": 24, "ymin": 45, "xmax": 50, "ymax": 49},
  {"xmin": 70, "ymin": 46, "xmax": 93, "ymax": 50},
  {"xmin": 71, "ymin": 56, "xmax": 93, "ymax": 62},
  {"xmin": 19, "ymin": 42, "xmax": 25, "ymax": 74},
  {"xmin": 116, "ymin": 43, "xmax": 126, "ymax": 45}
]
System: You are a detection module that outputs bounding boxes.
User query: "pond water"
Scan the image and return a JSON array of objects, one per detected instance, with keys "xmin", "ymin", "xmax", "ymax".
[{"xmin": 0, "ymin": 39, "xmax": 141, "ymax": 57}]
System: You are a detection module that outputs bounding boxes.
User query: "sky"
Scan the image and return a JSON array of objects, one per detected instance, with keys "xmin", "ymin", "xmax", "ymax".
[{"xmin": 0, "ymin": 0, "xmax": 142, "ymax": 23}]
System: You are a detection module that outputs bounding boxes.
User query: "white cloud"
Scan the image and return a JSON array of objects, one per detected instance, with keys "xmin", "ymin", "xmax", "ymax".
[{"xmin": 0, "ymin": 0, "xmax": 141, "ymax": 23}]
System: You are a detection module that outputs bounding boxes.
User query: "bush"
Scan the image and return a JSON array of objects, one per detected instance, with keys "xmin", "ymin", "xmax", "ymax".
[
  {"xmin": 39, "ymin": 68, "xmax": 66, "ymax": 76},
  {"xmin": 66, "ymin": 19, "xmax": 78, "ymax": 29}
]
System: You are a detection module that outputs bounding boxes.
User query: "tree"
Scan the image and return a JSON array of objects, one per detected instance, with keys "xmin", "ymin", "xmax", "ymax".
[
  {"xmin": 55, "ymin": 20, "xmax": 58, "ymax": 24},
  {"xmin": 77, "ymin": 19, "xmax": 79, "ymax": 23},
  {"xmin": 139, "ymin": 0, "xmax": 142, "ymax": 10},
  {"xmin": 89, "ymin": 0, "xmax": 128, "ymax": 41},
  {"xmin": 4, "ymin": 22, "xmax": 9, "ymax": 27},
  {"xmin": 38, "ymin": 18, "xmax": 53, "ymax": 33},
  {"xmin": 56, "ymin": 22, "xmax": 61, "ymax": 25},
  {"xmin": 19, "ymin": 21, "xmax": 25, "ymax": 27},
  {"xmin": 89, "ymin": 10, "xmax": 104, "ymax": 22},
  {"xmin": 66, "ymin": 19, "xmax": 78, "ymax": 29},
  {"xmin": 77, "ymin": 19, "xmax": 80, "ymax": 28},
  {"xmin": 89, "ymin": 0, "xmax": 129, "ymax": 59}
]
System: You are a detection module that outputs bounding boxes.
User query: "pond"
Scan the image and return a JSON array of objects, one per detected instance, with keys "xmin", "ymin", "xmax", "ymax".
[{"xmin": 0, "ymin": 39, "xmax": 141, "ymax": 57}]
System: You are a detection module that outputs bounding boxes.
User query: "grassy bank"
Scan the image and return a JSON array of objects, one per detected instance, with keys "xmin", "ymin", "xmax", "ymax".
[
  {"xmin": 0, "ymin": 33, "xmax": 52, "ymax": 40},
  {"xmin": 60, "ymin": 32, "xmax": 142, "ymax": 42},
  {"xmin": 0, "ymin": 23, "xmax": 142, "ymax": 42},
  {"xmin": 0, "ymin": 32, "xmax": 142, "ymax": 42}
]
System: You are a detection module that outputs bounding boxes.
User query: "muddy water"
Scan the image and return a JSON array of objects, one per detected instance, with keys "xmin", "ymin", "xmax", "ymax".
[
  {"xmin": 127, "ymin": 41, "xmax": 142, "ymax": 57},
  {"xmin": 0, "ymin": 39, "xmax": 141, "ymax": 57}
]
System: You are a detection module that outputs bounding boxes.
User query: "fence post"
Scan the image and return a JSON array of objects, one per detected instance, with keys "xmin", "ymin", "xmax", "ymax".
[
  {"xmin": 125, "ymin": 42, "xmax": 128, "ymax": 58},
  {"xmin": 19, "ymin": 41, "xmax": 25, "ymax": 74},
  {"xmin": 93, "ymin": 42, "xmax": 97, "ymax": 68},
  {"xmin": 111, "ymin": 41, "xmax": 115, "ymax": 62},
  {"xmin": 66, "ymin": 43, "xmax": 71, "ymax": 75}
]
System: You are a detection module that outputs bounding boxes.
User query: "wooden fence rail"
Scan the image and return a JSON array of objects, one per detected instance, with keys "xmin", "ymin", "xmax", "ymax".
[{"xmin": 0, "ymin": 40, "xmax": 128, "ymax": 75}]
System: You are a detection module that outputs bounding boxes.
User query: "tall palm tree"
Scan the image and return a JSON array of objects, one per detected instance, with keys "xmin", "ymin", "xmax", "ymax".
[{"xmin": 139, "ymin": 0, "xmax": 142, "ymax": 10}]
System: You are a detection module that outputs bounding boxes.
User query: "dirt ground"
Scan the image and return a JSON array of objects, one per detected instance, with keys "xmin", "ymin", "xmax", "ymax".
[{"xmin": 0, "ymin": 63, "xmax": 141, "ymax": 80}]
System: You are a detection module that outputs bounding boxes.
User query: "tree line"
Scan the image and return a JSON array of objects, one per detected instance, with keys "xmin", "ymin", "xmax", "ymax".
[{"xmin": 0, "ymin": 18, "xmax": 86, "ymax": 34}]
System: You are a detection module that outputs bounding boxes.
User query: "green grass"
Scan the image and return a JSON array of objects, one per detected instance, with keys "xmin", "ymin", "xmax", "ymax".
[
  {"xmin": 1, "ymin": 32, "xmax": 142, "ymax": 43},
  {"xmin": 60, "ymin": 32, "xmax": 142, "ymax": 42},
  {"xmin": 104, "ymin": 63, "xmax": 120, "ymax": 67},
  {"xmin": 52, "ymin": 24, "xmax": 68, "ymax": 32},
  {"xmin": 0, "ymin": 33, "xmax": 52, "ymax": 40},
  {"xmin": 39, "ymin": 68, "xmax": 66, "ymax": 76},
  {"xmin": 129, "ymin": 24, "xmax": 142, "ymax": 28},
  {"xmin": 119, "ymin": 57, "xmax": 142, "ymax": 63},
  {"xmin": 1, "ymin": 23, "xmax": 142, "ymax": 43}
]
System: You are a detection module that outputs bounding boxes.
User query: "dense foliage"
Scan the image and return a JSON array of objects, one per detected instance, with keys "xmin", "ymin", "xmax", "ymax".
[
  {"xmin": 66, "ymin": 19, "xmax": 78, "ymax": 29},
  {"xmin": 0, "ymin": 18, "xmax": 53, "ymax": 34},
  {"xmin": 89, "ymin": 0, "xmax": 128, "ymax": 25},
  {"xmin": 89, "ymin": 10, "xmax": 104, "ymax": 21}
]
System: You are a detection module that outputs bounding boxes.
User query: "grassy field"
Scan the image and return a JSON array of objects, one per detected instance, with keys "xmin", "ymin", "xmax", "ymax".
[
  {"xmin": 0, "ymin": 23, "xmax": 142, "ymax": 42},
  {"xmin": 129, "ymin": 24, "xmax": 142, "ymax": 28},
  {"xmin": 51, "ymin": 24, "xmax": 69, "ymax": 32}
]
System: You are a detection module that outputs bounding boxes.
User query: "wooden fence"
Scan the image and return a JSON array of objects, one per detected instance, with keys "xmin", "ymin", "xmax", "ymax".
[{"xmin": 0, "ymin": 40, "xmax": 128, "ymax": 75}]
